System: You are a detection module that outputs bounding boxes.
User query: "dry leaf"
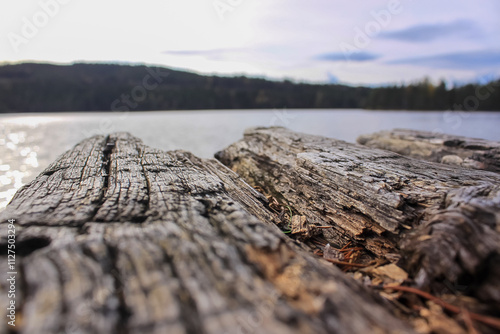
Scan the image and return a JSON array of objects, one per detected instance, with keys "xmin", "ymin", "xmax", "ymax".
[
  {"xmin": 418, "ymin": 235, "xmax": 432, "ymax": 242},
  {"xmin": 419, "ymin": 302, "xmax": 467, "ymax": 334},
  {"xmin": 370, "ymin": 263, "xmax": 408, "ymax": 284},
  {"xmin": 411, "ymin": 318, "xmax": 431, "ymax": 334}
]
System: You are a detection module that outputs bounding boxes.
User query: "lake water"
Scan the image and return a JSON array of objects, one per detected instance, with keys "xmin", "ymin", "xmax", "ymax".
[{"xmin": 1, "ymin": 109, "xmax": 500, "ymax": 211}]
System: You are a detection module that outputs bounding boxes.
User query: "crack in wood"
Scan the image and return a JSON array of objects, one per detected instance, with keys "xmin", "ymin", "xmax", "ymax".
[
  {"xmin": 4, "ymin": 129, "xmax": 499, "ymax": 333},
  {"xmin": 90, "ymin": 135, "xmax": 115, "ymax": 222}
]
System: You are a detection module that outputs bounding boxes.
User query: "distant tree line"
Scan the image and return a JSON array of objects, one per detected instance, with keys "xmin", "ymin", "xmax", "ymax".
[
  {"xmin": 0, "ymin": 63, "xmax": 498, "ymax": 113},
  {"xmin": 364, "ymin": 78, "xmax": 500, "ymax": 111}
]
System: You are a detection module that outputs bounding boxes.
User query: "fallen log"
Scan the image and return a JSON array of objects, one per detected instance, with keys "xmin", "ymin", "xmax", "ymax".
[
  {"xmin": 0, "ymin": 133, "xmax": 412, "ymax": 334},
  {"xmin": 216, "ymin": 127, "xmax": 500, "ymax": 326},
  {"xmin": 357, "ymin": 128, "xmax": 500, "ymax": 173}
]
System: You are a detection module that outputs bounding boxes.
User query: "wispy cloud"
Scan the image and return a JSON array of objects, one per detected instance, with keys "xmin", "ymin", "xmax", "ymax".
[
  {"xmin": 387, "ymin": 50, "xmax": 500, "ymax": 69},
  {"xmin": 379, "ymin": 20, "xmax": 481, "ymax": 42},
  {"xmin": 316, "ymin": 52, "xmax": 379, "ymax": 62}
]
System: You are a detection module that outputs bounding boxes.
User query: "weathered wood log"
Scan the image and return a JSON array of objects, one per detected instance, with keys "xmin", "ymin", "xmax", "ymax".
[
  {"xmin": 216, "ymin": 127, "xmax": 500, "ymax": 317},
  {"xmin": 0, "ymin": 133, "xmax": 413, "ymax": 334},
  {"xmin": 357, "ymin": 129, "xmax": 500, "ymax": 173}
]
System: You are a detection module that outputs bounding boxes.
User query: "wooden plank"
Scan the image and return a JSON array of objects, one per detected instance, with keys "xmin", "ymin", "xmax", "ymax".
[{"xmin": 0, "ymin": 133, "xmax": 412, "ymax": 334}]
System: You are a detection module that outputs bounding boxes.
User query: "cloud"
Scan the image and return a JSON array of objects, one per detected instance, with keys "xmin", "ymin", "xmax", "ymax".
[
  {"xmin": 316, "ymin": 52, "xmax": 379, "ymax": 62},
  {"xmin": 379, "ymin": 20, "xmax": 480, "ymax": 42},
  {"xmin": 387, "ymin": 50, "xmax": 500, "ymax": 69}
]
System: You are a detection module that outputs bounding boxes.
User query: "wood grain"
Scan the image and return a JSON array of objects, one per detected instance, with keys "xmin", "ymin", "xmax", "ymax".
[
  {"xmin": 358, "ymin": 128, "xmax": 500, "ymax": 173},
  {"xmin": 217, "ymin": 127, "xmax": 500, "ymax": 312},
  {"xmin": 0, "ymin": 132, "xmax": 412, "ymax": 334}
]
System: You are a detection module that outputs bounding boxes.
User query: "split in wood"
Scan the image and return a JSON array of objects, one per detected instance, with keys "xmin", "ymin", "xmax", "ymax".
[{"xmin": 3, "ymin": 128, "xmax": 500, "ymax": 334}]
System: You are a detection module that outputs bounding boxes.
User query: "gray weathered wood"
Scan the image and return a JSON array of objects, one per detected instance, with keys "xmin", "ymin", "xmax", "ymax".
[
  {"xmin": 216, "ymin": 127, "xmax": 500, "ymax": 315},
  {"xmin": 0, "ymin": 133, "xmax": 412, "ymax": 334},
  {"xmin": 357, "ymin": 128, "xmax": 500, "ymax": 173}
]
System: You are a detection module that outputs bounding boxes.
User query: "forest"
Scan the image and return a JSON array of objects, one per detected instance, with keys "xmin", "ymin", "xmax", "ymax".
[{"xmin": 0, "ymin": 62, "xmax": 499, "ymax": 112}]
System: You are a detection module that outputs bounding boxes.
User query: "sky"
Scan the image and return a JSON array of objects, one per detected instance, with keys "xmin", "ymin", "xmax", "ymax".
[{"xmin": 0, "ymin": 0, "xmax": 499, "ymax": 86}]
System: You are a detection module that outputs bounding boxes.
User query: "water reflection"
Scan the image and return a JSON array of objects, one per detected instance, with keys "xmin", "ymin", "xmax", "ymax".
[
  {"xmin": 0, "ymin": 133, "xmax": 38, "ymax": 209},
  {"xmin": 0, "ymin": 119, "xmax": 50, "ymax": 210}
]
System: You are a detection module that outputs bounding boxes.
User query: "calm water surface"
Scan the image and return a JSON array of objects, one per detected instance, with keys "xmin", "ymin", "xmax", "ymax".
[{"xmin": 1, "ymin": 109, "xmax": 500, "ymax": 210}]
